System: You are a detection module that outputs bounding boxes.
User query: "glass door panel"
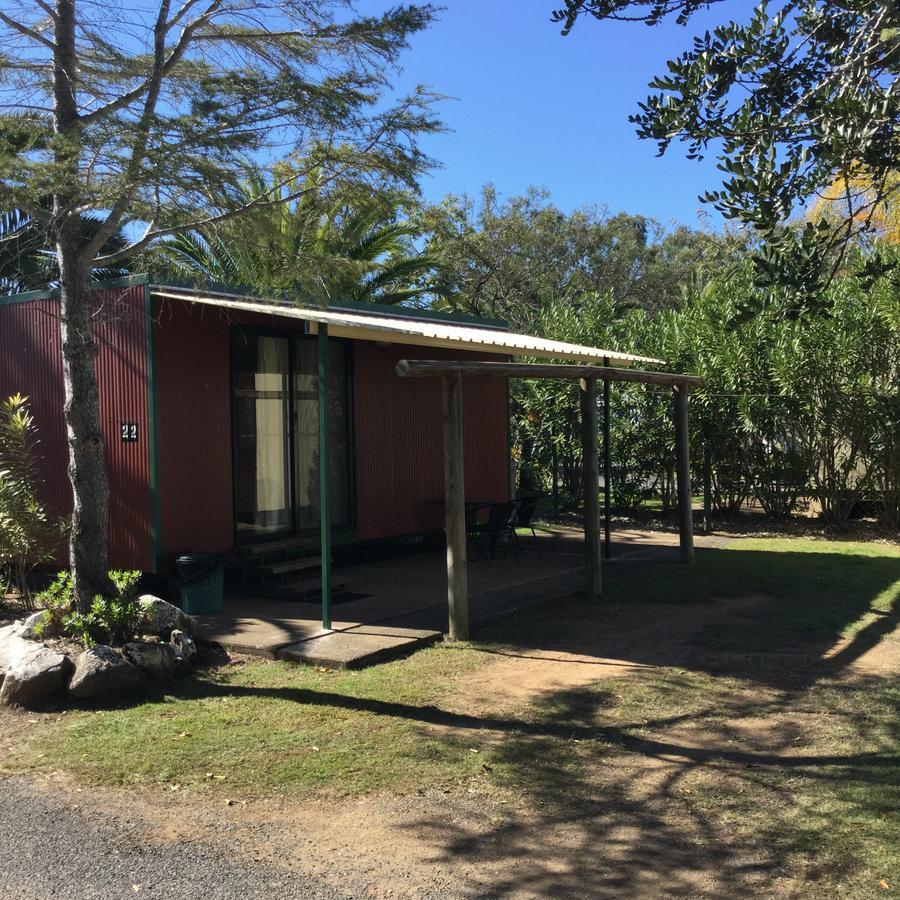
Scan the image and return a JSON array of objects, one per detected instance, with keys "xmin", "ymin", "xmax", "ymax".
[{"xmin": 231, "ymin": 334, "xmax": 292, "ymax": 540}]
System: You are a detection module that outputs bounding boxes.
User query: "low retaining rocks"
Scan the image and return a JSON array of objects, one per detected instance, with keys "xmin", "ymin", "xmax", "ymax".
[
  {"xmin": 138, "ymin": 595, "xmax": 195, "ymax": 639},
  {"xmin": 0, "ymin": 595, "xmax": 200, "ymax": 709},
  {"xmin": 0, "ymin": 638, "xmax": 73, "ymax": 709},
  {"xmin": 123, "ymin": 641, "xmax": 187, "ymax": 682},
  {"xmin": 68, "ymin": 646, "xmax": 148, "ymax": 701}
]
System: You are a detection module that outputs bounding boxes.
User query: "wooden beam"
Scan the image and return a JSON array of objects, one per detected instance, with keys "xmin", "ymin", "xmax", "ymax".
[
  {"xmin": 674, "ymin": 384, "xmax": 695, "ymax": 564},
  {"xmin": 580, "ymin": 376, "xmax": 602, "ymax": 600},
  {"xmin": 443, "ymin": 372, "xmax": 469, "ymax": 640},
  {"xmin": 397, "ymin": 359, "xmax": 704, "ymax": 388},
  {"xmin": 702, "ymin": 438, "xmax": 713, "ymax": 534}
]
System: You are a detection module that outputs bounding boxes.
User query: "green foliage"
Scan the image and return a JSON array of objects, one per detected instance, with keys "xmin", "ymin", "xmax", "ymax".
[
  {"xmin": 554, "ymin": 0, "xmax": 900, "ymax": 299},
  {"xmin": 33, "ymin": 571, "xmax": 75, "ymax": 638},
  {"xmin": 0, "ymin": 2, "xmax": 442, "ymax": 271},
  {"xmin": 0, "ymin": 395, "xmax": 66, "ymax": 609},
  {"xmin": 150, "ymin": 170, "xmax": 441, "ymax": 305},
  {"xmin": 0, "ymin": 209, "xmax": 131, "ymax": 295},
  {"xmin": 517, "ymin": 253, "xmax": 900, "ymax": 528},
  {"xmin": 36, "ymin": 569, "xmax": 144, "ymax": 648},
  {"xmin": 423, "ymin": 185, "xmax": 739, "ymax": 329}
]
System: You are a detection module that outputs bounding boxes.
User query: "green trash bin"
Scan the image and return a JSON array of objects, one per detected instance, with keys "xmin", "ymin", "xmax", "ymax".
[{"xmin": 176, "ymin": 553, "xmax": 224, "ymax": 615}]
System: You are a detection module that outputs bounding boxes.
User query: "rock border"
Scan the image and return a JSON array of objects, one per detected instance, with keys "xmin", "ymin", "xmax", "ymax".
[{"xmin": 0, "ymin": 596, "xmax": 200, "ymax": 709}]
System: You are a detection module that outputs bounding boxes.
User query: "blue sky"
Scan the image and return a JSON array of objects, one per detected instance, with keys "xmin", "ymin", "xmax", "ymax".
[{"xmin": 371, "ymin": 0, "xmax": 741, "ymax": 228}]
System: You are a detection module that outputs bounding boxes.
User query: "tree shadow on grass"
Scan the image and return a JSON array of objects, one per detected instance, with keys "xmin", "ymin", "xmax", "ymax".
[
  {"xmin": 152, "ymin": 542, "xmax": 898, "ymax": 895},
  {"xmin": 409, "ymin": 677, "xmax": 899, "ymax": 897},
  {"xmin": 182, "ymin": 672, "xmax": 897, "ymax": 897},
  {"xmin": 473, "ymin": 545, "xmax": 900, "ymax": 690}
]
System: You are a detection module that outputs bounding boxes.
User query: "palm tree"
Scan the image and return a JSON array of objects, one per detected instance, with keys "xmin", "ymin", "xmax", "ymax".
[
  {"xmin": 152, "ymin": 171, "xmax": 443, "ymax": 306},
  {"xmin": 1, "ymin": 209, "xmax": 131, "ymax": 295}
]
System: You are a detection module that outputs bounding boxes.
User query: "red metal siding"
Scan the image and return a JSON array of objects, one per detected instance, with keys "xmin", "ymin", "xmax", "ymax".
[
  {"xmin": 353, "ymin": 343, "xmax": 509, "ymax": 541},
  {"xmin": 153, "ymin": 298, "xmax": 233, "ymax": 565},
  {"xmin": 152, "ymin": 298, "xmax": 310, "ymax": 565},
  {"xmin": 0, "ymin": 286, "xmax": 153, "ymax": 570}
]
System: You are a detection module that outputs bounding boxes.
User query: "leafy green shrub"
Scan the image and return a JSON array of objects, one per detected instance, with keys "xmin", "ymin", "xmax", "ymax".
[
  {"xmin": 33, "ymin": 570, "xmax": 75, "ymax": 637},
  {"xmin": 514, "ymin": 254, "xmax": 899, "ymax": 530},
  {"xmin": 34, "ymin": 569, "xmax": 145, "ymax": 647}
]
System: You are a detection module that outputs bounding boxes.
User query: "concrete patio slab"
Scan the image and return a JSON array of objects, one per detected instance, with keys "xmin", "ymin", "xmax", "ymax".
[
  {"xmin": 277, "ymin": 625, "xmax": 442, "ymax": 669},
  {"xmin": 194, "ymin": 526, "xmax": 732, "ymax": 667}
]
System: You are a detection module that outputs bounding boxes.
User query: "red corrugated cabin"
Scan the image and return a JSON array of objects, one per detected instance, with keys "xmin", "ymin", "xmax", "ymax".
[{"xmin": 0, "ymin": 276, "xmax": 514, "ymax": 574}]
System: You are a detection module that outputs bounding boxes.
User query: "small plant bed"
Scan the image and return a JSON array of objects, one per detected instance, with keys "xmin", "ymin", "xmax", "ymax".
[{"xmin": 0, "ymin": 569, "xmax": 201, "ymax": 709}]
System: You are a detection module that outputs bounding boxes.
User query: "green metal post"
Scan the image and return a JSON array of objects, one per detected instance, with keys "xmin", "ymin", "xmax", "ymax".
[
  {"xmin": 144, "ymin": 281, "xmax": 161, "ymax": 574},
  {"xmin": 603, "ymin": 359, "xmax": 611, "ymax": 560},
  {"xmin": 318, "ymin": 324, "xmax": 331, "ymax": 630}
]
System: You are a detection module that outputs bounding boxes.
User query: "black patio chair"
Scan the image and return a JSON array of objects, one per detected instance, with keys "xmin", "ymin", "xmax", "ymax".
[
  {"xmin": 468, "ymin": 500, "xmax": 518, "ymax": 566},
  {"xmin": 510, "ymin": 495, "xmax": 542, "ymax": 557}
]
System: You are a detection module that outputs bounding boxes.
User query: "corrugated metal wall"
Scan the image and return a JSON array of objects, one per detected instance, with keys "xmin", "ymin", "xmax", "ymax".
[
  {"xmin": 153, "ymin": 297, "xmax": 233, "ymax": 565},
  {"xmin": 0, "ymin": 289, "xmax": 513, "ymax": 571},
  {"xmin": 152, "ymin": 297, "xmax": 311, "ymax": 566},
  {"xmin": 353, "ymin": 342, "xmax": 510, "ymax": 541},
  {"xmin": 0, "ymin": 285, "xmax": 153, "ymax": 570}
]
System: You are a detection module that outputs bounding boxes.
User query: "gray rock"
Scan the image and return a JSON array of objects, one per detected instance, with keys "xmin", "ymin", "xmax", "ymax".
[
  {"xmin": 123, "ymin": 641, "xmax": 186, "ymax": 682},
  {"xmin": 69, "ymin": 645, "xmax": 148, "ymax": 701},
  {"xmin": 170, "ymin": 629, "xmax": 197, "ymax": 663},
  {"xmin": 19, "ymin": 610, "xmax": 51, "ymax": 641},
  {"xmin": 0, "ymin": 644, "xmax": 73, "ymax": 708},
  {"xmin": 0, "ymin": 622, "xmax": 25, "ymax": 686},
  {"xmin": 137, "ymin": 595, "xmax": 195, "ymax": 639}
]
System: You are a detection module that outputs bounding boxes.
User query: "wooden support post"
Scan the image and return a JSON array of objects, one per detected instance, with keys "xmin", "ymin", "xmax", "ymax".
[
  {"xmin": 443, "ymin": 372, "xmax": 469, "ymax": 640},
  {"xmin": 702, "ymin": 438, "xmax": 713, "ymax": 535},
  {"xmin": 318, "ymin": 324, "xmax": 332, "ymax": 630},
  {"xmin": 551, "ymin": 434, "xmax": 559, "ymax": 520},
  {"xmin": 580, "ymin": 376, "xmax": 602, "ymax": 600},
  {"xmin": 673, "ymin": 384, "xmax": 695, "ymax": 564}
]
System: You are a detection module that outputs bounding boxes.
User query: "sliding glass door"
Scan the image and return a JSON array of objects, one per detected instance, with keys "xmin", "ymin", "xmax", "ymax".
[
  {"xmin": 231, "ymin": 331, "xmax": 352, "ymax": 543},
  {"xmin": 232, "ymin": 334, "xmax": 293, "ymax": 539}
]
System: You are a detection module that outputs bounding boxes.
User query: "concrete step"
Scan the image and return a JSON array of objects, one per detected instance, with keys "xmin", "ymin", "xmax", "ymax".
[
  {"xmin": 257, "ymin": 556, "xmax": 324, "ymax": 578},
  {"xmin": 278, "ymin": 625, "xmax": 442, "ymax": 669},
  {"xmin": 261, "ymin": 575, "xmax": 348, "ymax": 599},
  {"xmin": 238, "ymin": 537, "xmax": 311, "ymax": 557}
]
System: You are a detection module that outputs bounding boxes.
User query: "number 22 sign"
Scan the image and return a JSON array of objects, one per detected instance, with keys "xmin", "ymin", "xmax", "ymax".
[{"xmin": 121, "ymin": 422, "xmax": 138, "ymax": 443}]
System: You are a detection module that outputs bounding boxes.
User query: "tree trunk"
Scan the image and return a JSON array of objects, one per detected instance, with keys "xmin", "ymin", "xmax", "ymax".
[
  {"xmin": 52, "ymin": 0, "xmax": 113, "ymax": 610},
  {"xmin": 58, "ymin": 234, "xmax": 112, "ymax": 610}
]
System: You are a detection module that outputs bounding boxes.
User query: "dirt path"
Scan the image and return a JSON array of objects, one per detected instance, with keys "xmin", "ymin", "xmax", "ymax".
[{"xmin": 4, "ymin": 595, "xmax": 897, "ymax": 899}]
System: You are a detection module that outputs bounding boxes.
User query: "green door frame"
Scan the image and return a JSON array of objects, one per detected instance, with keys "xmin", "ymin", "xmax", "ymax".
[{"xmin": 318, "ymin": 324, "xmax": 332, "ymax": 630}]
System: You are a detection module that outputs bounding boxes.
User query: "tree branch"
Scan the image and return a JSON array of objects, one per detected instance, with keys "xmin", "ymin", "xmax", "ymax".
[
  {"xmin": 93, "ymin": 173, "xmax": 323, "ymax": 265},
  {"xmin": 0, "ymin": 9, "xmax": 55, "ymax": 51},
  {"xmin": 81, "ymin": 0, "xmax": 224, "ymax": 259},
  {"xmin": 79, "ymin": 0, "xmax": 221, "ymax": 126}
]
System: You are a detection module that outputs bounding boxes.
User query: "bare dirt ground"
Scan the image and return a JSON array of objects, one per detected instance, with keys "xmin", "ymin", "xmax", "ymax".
[{"xmin": 3, "ymin": 581, "xmax": 897, "ymax": 900}]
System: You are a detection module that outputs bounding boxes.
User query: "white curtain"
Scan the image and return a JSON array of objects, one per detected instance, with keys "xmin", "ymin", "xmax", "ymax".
[{"xmin": 254, "ymin": 337, "xmax": 288, "ymax": 523}]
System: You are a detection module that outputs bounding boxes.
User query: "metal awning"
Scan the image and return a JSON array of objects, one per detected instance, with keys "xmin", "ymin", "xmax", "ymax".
[{"xmin": 151, "ymin": 286, "xmax": 661, "ymax": 367}]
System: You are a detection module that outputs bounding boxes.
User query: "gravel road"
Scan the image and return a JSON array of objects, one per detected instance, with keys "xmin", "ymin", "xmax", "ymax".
[{"xmin": 0, "ymin": 776, "xmax": 367, "ymax": 900}]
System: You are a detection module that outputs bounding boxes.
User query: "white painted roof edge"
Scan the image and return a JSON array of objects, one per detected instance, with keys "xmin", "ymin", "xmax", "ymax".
[{"xmin": 151, "ymin": 288, "xmax": 663, "ymax": 367}]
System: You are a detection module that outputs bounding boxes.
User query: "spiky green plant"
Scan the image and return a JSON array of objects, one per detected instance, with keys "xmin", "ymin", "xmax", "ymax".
[{"xmin": 0, "ymin": 395, "xmax": 67, "ymax": 609}]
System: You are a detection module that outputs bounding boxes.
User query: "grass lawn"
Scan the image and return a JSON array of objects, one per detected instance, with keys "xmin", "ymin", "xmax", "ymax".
[
  {"xmin": 638, "ymin": 494, "xmax": 704, "ymax": 512},
  {"xmin": 605, "ymin": 537, "xmax": 900, "ymax": 650},
  {"xmin": 3, "ymin": 536, "xmax": 898, "ymax": 897}
]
